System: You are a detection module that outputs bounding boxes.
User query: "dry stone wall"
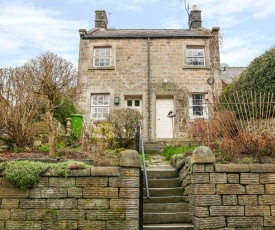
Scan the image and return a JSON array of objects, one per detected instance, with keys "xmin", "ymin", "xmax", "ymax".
[
  {"xmin": 0, "ymin": 150, "xmax": 141, "ymax": 230},
  {"xmin": 181, "ymin": 146, "xmax": 275, "ymax": 229}
]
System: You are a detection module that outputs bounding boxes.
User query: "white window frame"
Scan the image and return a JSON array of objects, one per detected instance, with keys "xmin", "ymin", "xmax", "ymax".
[
  {"xmin": 125, "ymin": 99, "xmax": 142, "ymax": 113},
  {"xmin": 93, "ymin": 47, "xmax": 112, "ymax": 67},
  {"xmin": 91, "ymin": 94, "xmax": 110, "ymax": 120},
  {"xmin": 189, "ymin": 93, "xmax": 208, "ymax": 119},
  {"xmin": 186, "ymin": 47, "xmax": 205, "ymax": 66}
]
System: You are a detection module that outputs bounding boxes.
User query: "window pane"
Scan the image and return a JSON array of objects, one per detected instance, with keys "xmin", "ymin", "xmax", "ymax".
[
  {"xmin": 91, "ymin": 95, "xmax": 110, "ymax": 119},
  {"xmin": 193, "ymin": 106, "xmax": 203, "ymax": 116},
  {"xmin": 103, "ymin": 96, "xmax": 109, "ymax": 105},
  {"xmin": 127, "ymin": 100, "xmax": 132, "ymax": 106},
  {"xmin": 186, "ymin": 48, "xmax": 205, "ymax": 66},
  {"xmin": 186, "ymin": 49, "xmax": 192, "ymax": 56},
  {"xmin": 95, "ymin": 49, "xmax": 100, "ymax": 56},
  {"xmin": 94, "ymin": 48, "xmax": 112, "ymax": 67},
  {"xmin": 193, "ymin": 94, "xmax": 202, "ymax": 100},
  {"xmin": 105, "ymin": 49, "xmax": 111, "ymax": 56},
  {"xmin": 192, "ymin": 94, "xmax": 203, "ymax": 116},
  {"xmin": 134, "ymin": 100, "xmax": 140, "ymax": 106}
]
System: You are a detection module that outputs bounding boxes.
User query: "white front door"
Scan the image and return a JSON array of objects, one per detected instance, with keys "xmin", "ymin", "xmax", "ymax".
[{"xmin": 156, "ymin": 98, "xmax": 174, "ymax": 138}]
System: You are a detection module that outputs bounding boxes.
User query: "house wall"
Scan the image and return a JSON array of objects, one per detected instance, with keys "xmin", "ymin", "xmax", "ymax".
[
  {"xmin": 77, "ymin": 35, "xmax": 222, "ymax": 140},
  {"xmin": 0, "ymin": 151, "xmax": 141, "ymax": 230},
  {"xmin": 180, "ymin": 147, "xmax": 275, "ymax": 229}
]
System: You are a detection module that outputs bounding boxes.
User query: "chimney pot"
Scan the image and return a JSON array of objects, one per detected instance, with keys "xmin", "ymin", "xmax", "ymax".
[{"xmin": 193, "ymin": 5, "xmax": 198, "ymax": 10}]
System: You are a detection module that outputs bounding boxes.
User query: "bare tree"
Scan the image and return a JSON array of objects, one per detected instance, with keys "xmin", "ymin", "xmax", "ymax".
[
  {"xmin": 24, "ymin": 52, "xmax": 77, "ymax": 156},
  {"xmin": 0, "ymin": 67, "xmax": 43, "ymax": 147}
]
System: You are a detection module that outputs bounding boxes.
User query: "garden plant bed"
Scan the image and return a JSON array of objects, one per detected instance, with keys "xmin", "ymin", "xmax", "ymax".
[{"xmin": 0, "ymin": 151, "xmax": 121, "ymax": 167}]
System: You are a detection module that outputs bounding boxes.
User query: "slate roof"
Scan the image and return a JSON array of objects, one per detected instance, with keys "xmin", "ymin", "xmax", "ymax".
[
  {"xmin": 85, "ymin": 28, "xmax": 212, "ymax": 38},
  {"xmin": 221, "ymin": 67, "xmax": 246, "ymax": 84}
]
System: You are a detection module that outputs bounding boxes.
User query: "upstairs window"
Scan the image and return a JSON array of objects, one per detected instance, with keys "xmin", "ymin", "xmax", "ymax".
[
  {"xmin": 186, "ymin": 47, "xmax": 205, "ymax": 66},
  {"xmin": 91, "ymin": 94, "xmax": 109, "ymax": 119},
  {"xmin": 94, "ymin": 48, "xmax": 112, "ymax": 67}
]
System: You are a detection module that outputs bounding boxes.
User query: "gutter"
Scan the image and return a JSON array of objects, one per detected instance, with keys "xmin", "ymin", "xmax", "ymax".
[{"xmin": 82, "ymin": 35, "xmax": 212, "ymax": 39}]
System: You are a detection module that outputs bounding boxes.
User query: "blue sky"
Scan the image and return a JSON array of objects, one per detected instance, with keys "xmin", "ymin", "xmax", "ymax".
[{"xmin": 0, "ymin": 0, "xmax": 275, "ymax": 68}]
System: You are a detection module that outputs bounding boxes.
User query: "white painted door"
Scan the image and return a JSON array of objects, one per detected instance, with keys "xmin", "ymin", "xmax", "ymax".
[{"xmin": 156, "ymin": 98, "xmax": 174, "ymax": 138}]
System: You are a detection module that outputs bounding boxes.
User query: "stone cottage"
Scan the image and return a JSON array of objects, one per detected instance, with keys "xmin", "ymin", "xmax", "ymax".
[{"xmin": 76, "ymin": 5, "xmax": 222, "ymax": 141}]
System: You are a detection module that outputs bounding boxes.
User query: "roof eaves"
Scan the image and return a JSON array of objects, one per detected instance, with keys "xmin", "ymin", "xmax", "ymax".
[{"xmin": 82, "ymin": 34, "xmax": 212, "ymax": 39}]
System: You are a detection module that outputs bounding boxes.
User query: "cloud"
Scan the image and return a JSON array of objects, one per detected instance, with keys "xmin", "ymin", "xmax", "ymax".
[
  {"xmin": 0, "ymin": 2, "xmax": 87, "ymax": 67},
  {"xmin": 220, "ymin": 30, "xmax": 274, "ymax": 66},
  {"xmin": 161, "ymin": 17, "xmax": 185, "ymax": 29},
  {"xmin": 187, "ymin": 0, "xmax": 275, "ymax": 28},
  {"xmin": 70, "ymin": 0, "xmax": 163, "ymax": 12}
]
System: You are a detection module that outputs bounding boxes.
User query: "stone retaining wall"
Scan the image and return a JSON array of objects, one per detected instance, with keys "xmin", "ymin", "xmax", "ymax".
[
  {"xmin": 180, "ymin": 146, "xmax": 275, "ymax": 229},
  {"xmin": 0, "ymin": 150, "xmax": 141, "ymax": 230}
]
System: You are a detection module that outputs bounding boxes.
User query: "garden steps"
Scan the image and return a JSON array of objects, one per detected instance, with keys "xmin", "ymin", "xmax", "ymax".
[{"xmin": 142, "ymin": 166, "xmax": 194, "ymax": 230}]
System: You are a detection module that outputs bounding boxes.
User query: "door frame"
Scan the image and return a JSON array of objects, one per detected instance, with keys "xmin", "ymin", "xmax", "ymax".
[{"xmin": 155, "ymin": 96, "xmax": 175, "ymax": 139}]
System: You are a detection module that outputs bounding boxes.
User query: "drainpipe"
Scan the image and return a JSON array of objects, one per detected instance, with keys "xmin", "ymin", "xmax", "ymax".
[{"xmin": 147, "ymin": 37, "xmax": 151, "ymax": 141}]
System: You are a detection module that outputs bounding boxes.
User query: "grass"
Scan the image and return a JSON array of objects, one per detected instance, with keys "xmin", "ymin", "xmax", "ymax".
[
  {"xmin": 139, "ymin": 152, "xmax": 151, "ymax": 164},
  {"xmin": 161, "ymin": 144, "xmax": 197, "ymax": 160}
]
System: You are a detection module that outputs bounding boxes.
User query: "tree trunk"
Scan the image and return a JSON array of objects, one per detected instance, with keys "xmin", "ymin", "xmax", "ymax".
[{"xmin": 46, "ymin": 103, "xmax": 55, "ymax": 156}]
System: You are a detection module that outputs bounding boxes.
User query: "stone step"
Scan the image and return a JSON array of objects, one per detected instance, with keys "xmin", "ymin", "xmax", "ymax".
[
  {"xmin": 144, "ymin": 142, "xmax": 165, "ymax": 150},
  {"xmin": 145, "ymin": 164, "xmax": 173, "ymax": 169},
  {"xmin": 143, "ymin": 178, "xmax": 180, "ymax": 188},
  {"xmin": 143, "ymin": 212, "xmax": 192, "ymax": 224},
  {"xmin": 143, "ymin": 196, "xmax": 184, "ymax": 203},
  {"xmin": 143, "ymin": 169, "xmax": 179, "ymax": 179},
  {"xmin": 143, "ymin": 203, "xmax": 189, "ymax": 213},
  {"xmin": 144, "ymin": 187, "xmax": 183, "ymax": 197},
  {"xmin": 143, "ymin": 223, "xmax": 194, "ymax": 230}
]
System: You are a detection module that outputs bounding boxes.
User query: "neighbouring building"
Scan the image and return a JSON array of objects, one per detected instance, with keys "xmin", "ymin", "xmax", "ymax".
[
  {"xmin": 221, "ymin": 66, "xmax": 246, "ymax": 90},
  {"xmin": 76, "ymin": 5, "xmax": 222, "ymax": 140}
]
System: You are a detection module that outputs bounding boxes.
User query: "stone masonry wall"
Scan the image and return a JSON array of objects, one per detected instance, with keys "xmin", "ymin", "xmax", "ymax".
[
  {"xmin": 180, "ymin": 146, "xmax": 275, "ymax": 229},
  {"xmin": 0, "ymin": 150, "xmax": 141, "ymax": 230},
  {"xmin": 77, "ymin": 36, "xmax": 222, "ymax": 139}
]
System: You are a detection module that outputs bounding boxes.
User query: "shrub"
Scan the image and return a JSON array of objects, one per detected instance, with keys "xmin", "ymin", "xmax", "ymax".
[
  {"xmin": 89, "ymin": 121, "xmax": 117, "ymax": 154},
  {"xmin": 54, "ymin": 97, "xmax": 77, "ymax": 126},
  {"xmin": 0, "ymin": 161, "xmax": 50, "ymax": 190},
  {"xmin": 106, "ymin": 108, "xmax": 143, "ymax": 148},
  {"xmin": 39, "ymin": 143, "xmax": 49, "ymax": 153},
  {"xmin": 0, "ymin": 160, "xmax": 88, "ymax": 190},
  {"xmin": 220, "ymin": 130, "xmax": 275, "ymax": 159},
  {"xmin": 221, "ymin": 45, "xmax": 275, "ymax": 119},
  {"xmin": 188, "ymin": 110, "xmax": 238, "ymax": 145}
]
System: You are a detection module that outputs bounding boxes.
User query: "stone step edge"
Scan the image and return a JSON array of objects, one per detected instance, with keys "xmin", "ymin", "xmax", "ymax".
[
  {"xmin": 143, "ymin": 212, "xmax": 190, "ymax": 215},
  {"xmin": 143, "ymin": 223, "xmax": 194, "ymax": 227}
]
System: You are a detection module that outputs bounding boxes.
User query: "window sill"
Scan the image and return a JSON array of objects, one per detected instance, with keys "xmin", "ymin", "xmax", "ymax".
[
  {"xmin": 88, "ymin": 66, "xmax": 115, "ymax": 70},
  {"xmin": 188, "ymin": 116, "xmax": 207, "ymax": 122},
  {"xmin": 182, "ymin": 66, "xmax": 211, "ymax": 70}
]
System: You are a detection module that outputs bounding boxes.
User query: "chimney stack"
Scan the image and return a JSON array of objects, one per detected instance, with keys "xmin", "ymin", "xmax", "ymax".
[
  {"xmin": 95, "ymin": 10, "xmax": 108, "ymax": 29},
  {"xmin": 189, "ymin": 5, "xmax": 202, "ymax": 29}
]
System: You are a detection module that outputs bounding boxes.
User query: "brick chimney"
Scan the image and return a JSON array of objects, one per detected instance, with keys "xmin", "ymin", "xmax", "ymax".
[
  {"xmin": 189, "ymin": 5, "xmax": 202, "ymax": 29},
  {"xmin": 95, "ymin": 10, "xmax": 108, "ymax": 29}
]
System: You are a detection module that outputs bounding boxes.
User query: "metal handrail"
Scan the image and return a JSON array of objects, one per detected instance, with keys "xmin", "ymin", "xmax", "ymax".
[{"xmin": 140, "ymin": 122, "xmax": 150, "ymax": 199}]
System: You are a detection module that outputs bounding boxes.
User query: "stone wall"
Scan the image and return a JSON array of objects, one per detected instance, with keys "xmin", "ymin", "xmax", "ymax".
[
  {"xmin": 0, "ymin": 150, "xmax": 141, "ymax": 230},
  {"xmin": 180, "ymin": 146, "xmax": 275, "ymax": 229},
  {"xmin": 77, "ymin": 35, "xmax": 222, "ymax": 140}
]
